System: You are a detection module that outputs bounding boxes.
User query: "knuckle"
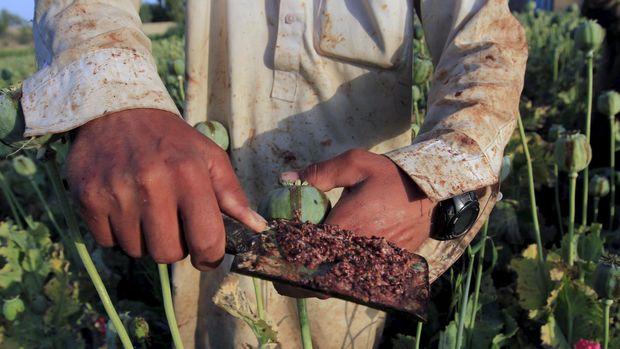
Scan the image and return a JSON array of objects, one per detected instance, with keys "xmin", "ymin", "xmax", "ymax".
[
  {"xmin": 135, "ymin": 165, "xmax": 167, "ymax": 198},
  {"xmin": 190, "ymin": 235, "xmax": 224, "ymax": 266},
  {"xmin": 343, "ymin": 148, "xmax": 368, "ymax": 163},
  {"xmin": 172, "ymin": 158, "xmax": 203, "ymax": 182},
  {"xmin": 76, "ymin": 181, "xmax": 100, "ymax": 209}
]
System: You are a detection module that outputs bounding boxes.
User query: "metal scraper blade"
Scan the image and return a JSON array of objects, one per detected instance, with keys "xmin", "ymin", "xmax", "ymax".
[{"xmin": 223, "ymin": 215, "xmax": 429, "ymax": 320}]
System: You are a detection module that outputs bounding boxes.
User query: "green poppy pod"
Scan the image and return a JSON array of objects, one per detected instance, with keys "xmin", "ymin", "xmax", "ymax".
[
  {"xmin": 194, "ymin": 120, "xmax": 230, "ymax": 151},
  {"xmin": 12, "ymin": 155, "xmax": 37, "ymax": 177},
  {"xmin": 597, "ymin": 90, "xmax": 620, "ymax": 117},
  {"xmin": 258, "ymin": 180, "xmax": 331, "ymax": 224},
  {"xmin": 412, "ymin": 85, "xmax": 422, "ymax": 102},
  {"xmin": 554, "ymin": 131, "xmax": 592, "ymax": 173},
  {"xmin": 589, "ymin": 174, "xmax": 610, "ymax": 198},
  {"xmin": 413, "ymin": 56, "xmax": 433, "ymax": 85},
  {"xmin": 592, "ymin": 254, "xmax": 620, "ymax": 300},
  {"xmin": 168, "ymin": 59, "xmax": 185, "ymax": 77},
  {"xmin": 2, "ymin": 296, "xmax": 25, "ymax": 322},
  {"xmin": 574, "ymin": 20, "xmax": 605, "ymax": 53}
]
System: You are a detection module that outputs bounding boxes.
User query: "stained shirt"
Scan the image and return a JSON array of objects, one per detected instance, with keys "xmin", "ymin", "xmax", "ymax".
[{"xmin": 22, "ymin": 1, "xmax": 526, "ymax": 346}]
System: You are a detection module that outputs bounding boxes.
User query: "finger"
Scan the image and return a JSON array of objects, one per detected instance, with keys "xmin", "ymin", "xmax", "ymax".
[
  {"xmin": 208, "ymin": 147, "xmax": 268, "ymax": 232},
  {"xmin": 82, "ymin": 210, "xmax": 116, "ymax": 247},
  {"xmin": 73, "ymin": 180, "xmax": 115, "ymax": 247},
  {"xmin": 299, "ymin": 149, "xmax": 369, "ymax": 192},
  {"xmin": 140, "ymin": 186, "xmax": 186, "ymax": 264},
  {"xmin": 105, "ymin": 175, "xmax": 145, "ymax": 257},
  {"xmin": 178, "ymin": 178, "xmax": 225, "ymax": 271}
]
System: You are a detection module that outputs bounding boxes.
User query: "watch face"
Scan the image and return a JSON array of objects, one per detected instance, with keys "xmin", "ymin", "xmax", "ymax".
[{"xmin": 453, "ymin": 203, "xmax": 479, "ymax": 236}]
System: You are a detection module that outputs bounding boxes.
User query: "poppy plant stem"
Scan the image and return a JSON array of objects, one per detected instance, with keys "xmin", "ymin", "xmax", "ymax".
[
  {"xmin": 415, "ymin": 321, "xmax": 423, "ymax": 349},
  {"xmin": 603, "ymin": 299, "xmax": 612, "ymax": 349},
  {"xmin": 44, "ymin": 155, "xmax": 133, "ymax": 349},
  {"xmin": 582, "ymin": 51, "xmax": 594, "ymax": 227},
  {"xmin": 158, "ymin": 263, "xmax": 184, "ymax": 349},
  {"xmin": 455, "ymin": 246, "xmax": 475, "ymax": 349},
  {"xmin": 610, "ymin": 114, "xmax": 616, "ymax": 229},
  {"xmin": 297, "ymin": 298, "xmax": 313, "ymax": 349},
  {"xmin": 568, "ymin": 172, "xmax": 577, "ymax": 266}
]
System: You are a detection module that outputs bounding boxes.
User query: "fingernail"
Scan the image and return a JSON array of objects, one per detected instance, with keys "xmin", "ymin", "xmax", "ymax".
[
  {"xmin": 280, "ymin": 171, "xmax": 300, "ymax": 183},
  {"xmin": 250, "ymin": 210, "xmax": 268, "ymax": 229}
]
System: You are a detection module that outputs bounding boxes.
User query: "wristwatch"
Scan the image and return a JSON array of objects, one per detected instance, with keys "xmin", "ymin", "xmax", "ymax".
[{"xmin": 430, "ymin": 191, "xmax": 480, "ymax": 241}]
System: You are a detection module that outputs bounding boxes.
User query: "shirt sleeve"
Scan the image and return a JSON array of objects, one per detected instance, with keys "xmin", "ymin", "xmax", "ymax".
[
  {"xmin": 21, "ymin": 0, "xmax": 180, "ymax": 137},
  {"xmin": 385, "ymin": 0, "xmax": 527, "ymax": 202}
]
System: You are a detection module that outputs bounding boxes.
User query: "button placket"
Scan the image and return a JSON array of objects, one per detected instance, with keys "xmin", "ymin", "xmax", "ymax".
[{"xmin": 271, "ymin": 1, "xmax": 305, "ymax": 102}]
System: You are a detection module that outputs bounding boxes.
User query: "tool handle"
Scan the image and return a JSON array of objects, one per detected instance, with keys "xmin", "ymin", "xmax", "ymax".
[{"xmin": 222, "ymin": 214, "xmax": 261, "ymax": 255}]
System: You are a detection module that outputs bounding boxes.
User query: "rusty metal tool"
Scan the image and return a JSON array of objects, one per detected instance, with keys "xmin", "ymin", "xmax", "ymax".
[{"xmin": 222, "ymin": 214, "xmax": 430, "ymax": 321}]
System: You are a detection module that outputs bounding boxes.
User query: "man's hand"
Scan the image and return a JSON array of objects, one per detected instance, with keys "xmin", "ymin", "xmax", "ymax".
[
  {"xmin": 66, "ymin": 109, "xmax": 267, "ymax": 270},
  {"xmin": 283, "ymin": 149, "xmax": 435, "ymax": 252}
]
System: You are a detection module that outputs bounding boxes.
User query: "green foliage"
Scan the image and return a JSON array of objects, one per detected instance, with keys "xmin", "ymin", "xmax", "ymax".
[
  {"xmin": 514, "ymin": 8, "xmax": 590, "ymax": 130},
  {"xmin": 511, "ymin": 245, "xmax": 551, "ymax": 312},
  {"xmin": 0, "ymin": 221, "xmax": 89, "ymax": 347},
  {"xmin": 550, "ymin": 278, "xmax": 603, "ymax": 346},
  {"xmin": 151, "ymin": 35, "xmax": 185, "ymax": 111}
]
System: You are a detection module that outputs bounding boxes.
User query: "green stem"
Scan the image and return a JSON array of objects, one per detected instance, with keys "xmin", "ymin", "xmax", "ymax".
[
  {"xmin": 252, "ymin": 277, "xmax": 266, "ymax": 348},
  {"xmin": 469, "ymin": 221, "xmax": 488, "ymax": 335},
  {"xmin": 177, "ymin": 75, "xmax": 185, "ymax": 102},
  {"xmin": 296, "ymin": 298, "xmax": 313, "ymax": 349},
  {"xmin": 415, "ymin": 321, "xmax": 423, "ymax": 349},
  {"xmin": 0, "ymin": 173, "xmax": 32, "ymax": 229},
  {"xmin": 0, "ymin": 173, "xmax": 23, "ymax": 227},
  {"xmin": 582, "ymin": 52, "xmax": 594, "ymax": 227},
  {"xmin": 610, "ymin": 114, "xmax": 616, "ymax": 230},
  {"xmin": 568, "ymin": 173, "xmax": 577, "ymax": 266},
  {"xmin": 567, "ymin": 296, "xmax": 574, "ymax": 345},
  {"xmin": 554, "ymin": 165, "xmax": 564, "ymax": 236},
  {"xmin": 603, "ymin": 299, "xmax": 613, "ymax": 349},
  {"xmin": 455, "ymin": 246, "xmax": 475, "ymax": 349},
  {"xmin": 552, "ymin": 46, "xmax": 560, "ymax": 83},
  {"xmin": 44, "ymin": 157, "xmax": 134, "ymax": 349},
  {"xmin": 413, "ymin": 101, "xmax": 421, "ymax": 126},
  {"xmin": 517, "ymin": 114, "xmax": 545, "ymax": 265},
  {"xmin": 28, "ymin": 177, "xmax": 63, "ymax": 237},
  {"xmin": 158, "ymin": 264, "xmax": 184, "ymax": 349},
  {"xmin": 593, "ymin": 197, "xmax": 600, "ymax": 223}
]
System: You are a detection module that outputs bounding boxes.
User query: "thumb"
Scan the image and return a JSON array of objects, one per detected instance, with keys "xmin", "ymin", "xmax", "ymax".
[
  {"xmin": 209, "ymin": 149, "xmax": 268, "ymax": 232},
  {"xmin": 296, "ymin": 149, "xmax": 369, "ymax": 192}
]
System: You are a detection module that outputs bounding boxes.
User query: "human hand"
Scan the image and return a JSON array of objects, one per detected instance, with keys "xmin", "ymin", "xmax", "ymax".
[
  {"xmin": 282, "ymin": 149, "xmax": 435, "ymax": 252},
  {"xmin": 66, "ymin": 109, "xmax": 267, "ymax": 270}
]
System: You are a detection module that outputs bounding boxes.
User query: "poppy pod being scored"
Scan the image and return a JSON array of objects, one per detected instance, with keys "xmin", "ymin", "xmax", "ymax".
[
  {"xmin": 554, "ymin": 131, "xmax": 592, "ymax": 173},
  {"xmin": 258, "ymin": 180, "xmax": 331, "ymax": 224}
]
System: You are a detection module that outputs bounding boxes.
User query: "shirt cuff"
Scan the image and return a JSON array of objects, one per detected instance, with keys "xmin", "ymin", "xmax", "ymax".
[
  {"xmin": 385, "ymin": 132, "xmax": 498, "ymax": 202},
  {"xmin": 21, "ymin": 48, "xmax": 180, "ymax": 137}
]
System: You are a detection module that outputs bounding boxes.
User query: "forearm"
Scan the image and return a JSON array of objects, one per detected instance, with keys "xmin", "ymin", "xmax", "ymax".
[
  {"xmin": 22, "ymin": 0, "xmax": 179, "ymax": 136},
  {"xmin": 387, "ymin": 0, "xmax": 527, "ymax": 201}
]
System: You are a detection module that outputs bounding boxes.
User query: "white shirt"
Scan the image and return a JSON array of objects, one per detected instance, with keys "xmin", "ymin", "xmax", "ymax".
[{"xmin": 22, "ymin": 1, "xmax": 527, "ymax": 347}]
